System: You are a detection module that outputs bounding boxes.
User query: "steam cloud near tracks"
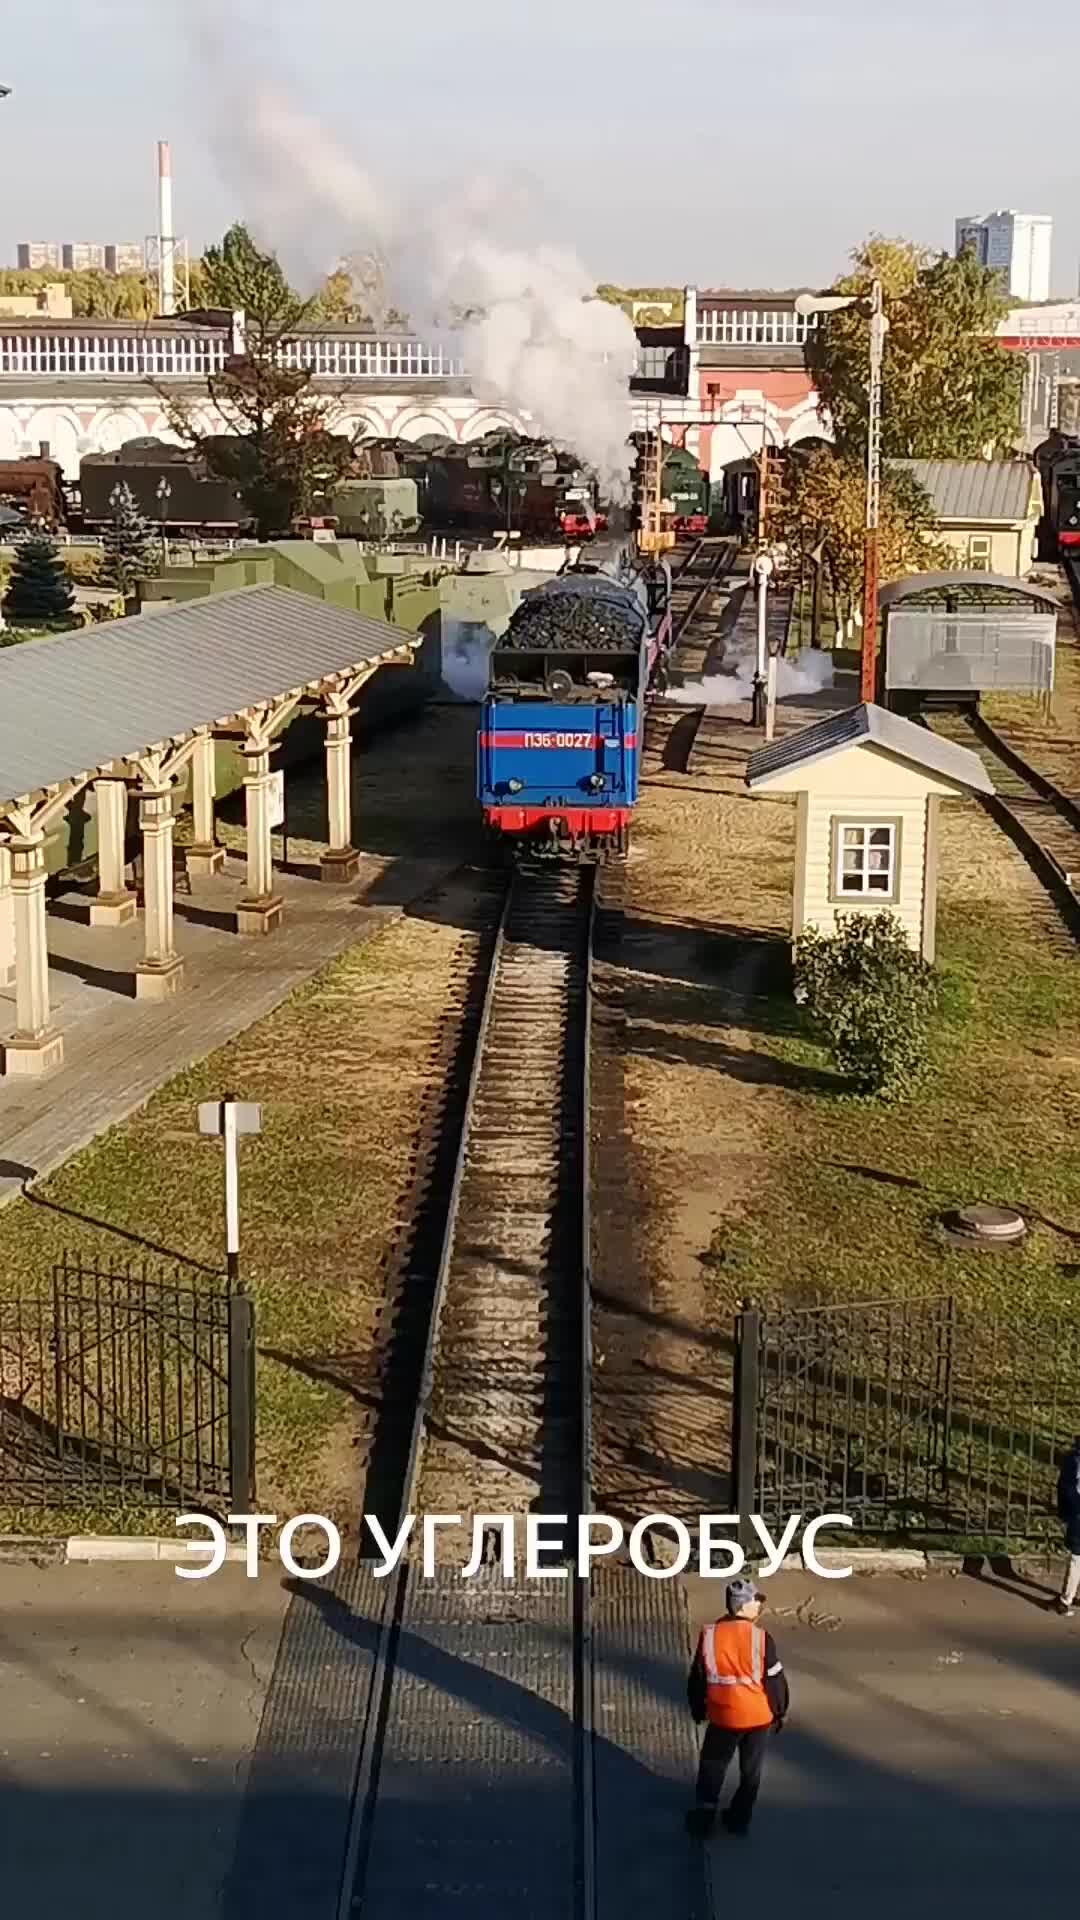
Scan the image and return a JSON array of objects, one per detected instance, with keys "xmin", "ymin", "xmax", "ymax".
[
  {"xmin": 668, "ymin": 644, "xmax": 836, "ymax": 707},
  {"xmin": 183, "ymin": 5, "xmax": 637, "ymax": 498}
]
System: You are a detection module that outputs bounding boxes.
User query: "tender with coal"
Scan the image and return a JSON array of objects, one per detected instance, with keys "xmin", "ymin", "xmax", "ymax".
[{"xmin": 501, "ymin": 579, "xmax": 647, "ymax": 654}]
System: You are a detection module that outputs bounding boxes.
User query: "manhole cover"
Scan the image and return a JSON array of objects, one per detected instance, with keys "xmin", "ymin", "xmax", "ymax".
[{"xmin": 939, "ymin": 1203, "xmax": 1026, "ymax": 1248}]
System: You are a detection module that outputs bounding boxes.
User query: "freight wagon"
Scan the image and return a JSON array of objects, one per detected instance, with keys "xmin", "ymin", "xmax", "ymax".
[{"xmin": 477, "ymin": 539, "xmax": 672, "ymax": 857}]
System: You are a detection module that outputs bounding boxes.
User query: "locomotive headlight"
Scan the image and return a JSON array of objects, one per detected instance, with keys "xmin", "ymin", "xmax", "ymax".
[
  {"xmin": 507, "ymin": 778, "xmax": 524, "ymax": 794},
  {"xmin": 588, "ymin": 773, "xmax": 606, "ymax": 791}
]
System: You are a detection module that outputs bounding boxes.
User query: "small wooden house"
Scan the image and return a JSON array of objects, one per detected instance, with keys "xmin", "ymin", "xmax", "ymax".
[
  {"xmin": 892, "ymin": 459, "xmax": 1042, "ymax": 577},
  {"xmin": 746, "ymin": 705, "xmax": 993, "ymax": 962}
]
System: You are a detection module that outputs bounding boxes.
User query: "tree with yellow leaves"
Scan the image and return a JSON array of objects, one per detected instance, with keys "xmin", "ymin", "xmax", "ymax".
[{"xmin": 773, "ymin": 446, "xmax": 940, "ymax": 630}]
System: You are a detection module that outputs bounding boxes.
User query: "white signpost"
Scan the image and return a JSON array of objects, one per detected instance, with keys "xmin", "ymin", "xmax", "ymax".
[{"xmin": 198, "ymin": 1097, "xmax": 263, "ymax": 1285}]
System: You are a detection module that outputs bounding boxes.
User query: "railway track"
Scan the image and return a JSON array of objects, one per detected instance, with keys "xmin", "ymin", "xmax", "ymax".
[
  {"xmin": 343, "ymin": 861, "xmax": 597, "ymax": 1917},
  {"xmin": 646, "ymin": 535, "xmax": 739, "ymax": 771},
  {"xmin": 927, "ymin": 707, "xmax": 1080, "ymax": 930},
  {"xmin": 415, "ymin": 862, "xmax": 594, "ymax": 1533}
]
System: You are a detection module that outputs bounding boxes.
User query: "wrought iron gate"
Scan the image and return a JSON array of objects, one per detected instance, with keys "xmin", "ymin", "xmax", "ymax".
[
  {"xmin": 732, "ymin": 1296, "xmax": 1080, "ymax": 1549},
  {"xmin": 0, "ymin": 1257, "xmax": 254, "ymax": 1512}
]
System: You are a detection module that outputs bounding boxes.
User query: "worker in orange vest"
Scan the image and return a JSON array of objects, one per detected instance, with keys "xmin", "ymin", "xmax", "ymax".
[{"xmin": 685, "ymin": 1577, "xmax": 789, "ymax": 1837}]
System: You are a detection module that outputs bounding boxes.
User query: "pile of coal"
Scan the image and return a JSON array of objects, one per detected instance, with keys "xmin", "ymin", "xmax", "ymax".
[{"xmin": 502, "ymin": 578, "xmax": 646, "ymax": 653}]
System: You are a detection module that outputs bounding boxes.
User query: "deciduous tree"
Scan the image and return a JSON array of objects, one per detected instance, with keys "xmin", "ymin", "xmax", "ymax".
[
  {"xmin": 773, "ymin": 446, "xmax": 940, "ymax": 626},
  {"xmin": 166, "ymin": 225, "xmax": 355, "ymax": 539},
  {"xmin": 806, "ymin": 236, "xmax": 1024, "ymax": 459}
]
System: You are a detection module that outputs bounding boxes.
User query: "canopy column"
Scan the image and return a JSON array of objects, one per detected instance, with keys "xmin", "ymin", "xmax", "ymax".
[
  {"xmin": 186, "ymin": 731, "xmax": 225, "ymax": 879},
  {"xmin": 90, "ymin": 777, "xmax": 136, "ymax": 926},
  {"xmin": 320, "ymin": 697, "xmax": 360, "ymax": 882},
  {"xmin": 0, "ymin": 842, "xmax": 14, "ymax": 988},
  {"xmin": 3, "ymin": 833, "xmax": 63, "ymax": 1075},
  {"xmin": 135, "ymin": 783, "xmax": 184, "ymax": 998},
  {"xmin": 237, "ymin": 740, "xmax": 283, "ymax": 935}
]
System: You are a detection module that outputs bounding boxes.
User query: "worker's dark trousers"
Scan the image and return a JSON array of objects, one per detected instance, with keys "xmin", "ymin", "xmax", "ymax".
[{"xmin": 695, "ymin": 1723, "xmax": 772, "ymax": 1831}]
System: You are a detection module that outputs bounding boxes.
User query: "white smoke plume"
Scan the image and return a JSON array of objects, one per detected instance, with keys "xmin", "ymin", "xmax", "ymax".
[
  {"xmin": 440, "ymin": 619, "xmax": 495, "ymax": 702},
  {"xmin": 668, "ymin": 647, "xmax": 836, "ymax": 707},
  {"xmin": 183, "ymin": 14, "xmax": 636, "ymax": 498}
]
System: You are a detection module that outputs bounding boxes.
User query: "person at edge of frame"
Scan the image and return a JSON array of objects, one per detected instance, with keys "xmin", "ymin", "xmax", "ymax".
[
  {"xmin": 685, "ymin": 1577, "xmax": 789, "ymax": 1838},
  {"xmin": 1054, "ymin": 1435, "xmax": 1080, "ymax": 1617}
]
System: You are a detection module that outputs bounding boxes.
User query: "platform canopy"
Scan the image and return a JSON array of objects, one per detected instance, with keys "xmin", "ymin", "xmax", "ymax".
[
  {"xmin": 0, "ymin": 584, "xmax": 414, "ymax": 814},
  {"xmin": 878, "ymin": 572, "xmax": 1060, "ymax": 611}
]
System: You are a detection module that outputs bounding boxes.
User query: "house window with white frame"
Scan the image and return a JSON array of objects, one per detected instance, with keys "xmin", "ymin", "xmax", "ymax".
[
  {"xmin": 834, "ymin": 820, "xmax": 898, "ymax": 898},
  {"xmin": 968, "ymin": 534, "xmax": 992, "ymax": 571}
]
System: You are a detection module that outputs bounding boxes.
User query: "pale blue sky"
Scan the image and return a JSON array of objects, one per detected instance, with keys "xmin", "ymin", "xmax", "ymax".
[{"xmin": 2, "ymin": 0, "xmax": 1077, "ymax": 293}]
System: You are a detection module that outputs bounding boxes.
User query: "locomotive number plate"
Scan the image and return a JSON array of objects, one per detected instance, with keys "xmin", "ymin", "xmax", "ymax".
[{"xmin": 522, "ymin": 731, "xmax": 596, "ymax": 748}]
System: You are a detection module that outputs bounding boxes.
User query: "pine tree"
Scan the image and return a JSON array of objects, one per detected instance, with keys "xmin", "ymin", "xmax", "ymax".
[
  {"xmin": 101, "ymin": 482, "xmax": 157, "ymax": 598},
  {"xmin": 2, "ymin": 534, "xmax": 75, "ymax": 626}
]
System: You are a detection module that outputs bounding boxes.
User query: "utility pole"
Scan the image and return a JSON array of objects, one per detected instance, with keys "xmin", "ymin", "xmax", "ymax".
[
  {"xmin": 796, "ymin": 279, "xmax": 888, "ymax": 705},
  {"xmin": 861, "ymin": 278, "xmax": 885, "ymax": 703}
]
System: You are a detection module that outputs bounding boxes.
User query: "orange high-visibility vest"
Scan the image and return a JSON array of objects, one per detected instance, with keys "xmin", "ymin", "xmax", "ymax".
[{"xmin": 700, "ymin": 1619, "xmax": 773, "ymax": 1731}]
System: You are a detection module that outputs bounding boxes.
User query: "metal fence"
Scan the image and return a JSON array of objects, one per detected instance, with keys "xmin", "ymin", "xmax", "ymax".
[
  {"xmin": 732, "ymin": 1296, "xmax": 1080, "ymax": 1550},
  {"xmin": 0, "ymin": 1258, "xmax": 254, "ymax": 1512}
]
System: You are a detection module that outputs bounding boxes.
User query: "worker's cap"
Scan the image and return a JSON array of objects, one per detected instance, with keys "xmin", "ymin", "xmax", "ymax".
[{"xmin": 725, "ymin": 1578, "xmax": 765, "ymax": 1615}]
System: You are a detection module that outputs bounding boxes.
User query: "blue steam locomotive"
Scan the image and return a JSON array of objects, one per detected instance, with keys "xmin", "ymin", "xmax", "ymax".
[{"xmin": 477, "ymin": 541, "xmax": 672, "ymax": 858}]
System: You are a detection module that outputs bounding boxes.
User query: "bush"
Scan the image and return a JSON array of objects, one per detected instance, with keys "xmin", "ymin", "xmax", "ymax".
[
  {"xmin": 794, "ymin": 912, "xmax": 938, "ymax": 1102},
  {"xmin": 65, "ymin": 545, "xmax": 104, "ymax": 585}
]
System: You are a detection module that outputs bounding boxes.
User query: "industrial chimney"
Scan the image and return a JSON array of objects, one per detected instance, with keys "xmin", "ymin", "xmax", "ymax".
[{"xmin": 157, "ymin": 140, "xmax": 176, "ymax": 316}]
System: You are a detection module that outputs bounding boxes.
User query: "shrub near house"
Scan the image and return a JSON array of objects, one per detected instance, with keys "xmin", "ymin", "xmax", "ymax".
[{"xmin": 794, "ymin": 911, "xmax": 938, "ymax": 1100}]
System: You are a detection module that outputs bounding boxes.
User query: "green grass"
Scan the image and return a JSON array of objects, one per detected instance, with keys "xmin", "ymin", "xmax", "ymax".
[
  {"xmin": 713, "ymin": 901, "xmax": 1080, "ymax": 1316},
  {"xmin": 0, "ymin": 930, "xmax": 416, "ymax": 1533}
]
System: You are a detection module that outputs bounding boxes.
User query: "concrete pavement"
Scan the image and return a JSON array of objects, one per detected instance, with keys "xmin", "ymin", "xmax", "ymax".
[
  {"xmin": 2, "ymin": 1561, "xmax": 1077, "ymax": 1917},
  {"xmin": 0, "ymin": 1564, "xmax": 289, "ymax": 1920},
  {"xmin": 686, "ymin": 1566, "xmax": 1080, "ymax": 1914}
]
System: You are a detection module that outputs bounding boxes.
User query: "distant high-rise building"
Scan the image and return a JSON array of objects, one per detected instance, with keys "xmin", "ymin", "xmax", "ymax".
[
  {"xmin": 105, "ymin": 242, "xmax": 145, "ymax": 274},
  {"xmin": 17, "ymin": 241, "xmax": 61, "ymax": 270},
  {"xmin": 955, "ymin": 210, "xmax": 1053, "ymax": 302},
  {"xmin": 16, "ymin": 240, "xmax": 145, "ymax": 275},
  {"xmin": 61, "ymin": 242, "xmax": 106, "ymax": 271}
]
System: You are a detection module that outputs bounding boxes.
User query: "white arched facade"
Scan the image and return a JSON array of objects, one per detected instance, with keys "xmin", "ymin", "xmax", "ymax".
[
  {"xmin": 0, "ymin": 387, "xmax": 536, "ymax": 477},
  {"xmin": 24, "ymin": 406, "xmax": 83, "ymax": 474},
  {"xmin": 459, "ymin": 409, "xmax": 521, "ymax": 442}
]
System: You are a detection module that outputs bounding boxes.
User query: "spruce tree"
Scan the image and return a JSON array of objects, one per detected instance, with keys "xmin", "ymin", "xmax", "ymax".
[
  {"xmin": 102, "ymin": 482, "xmax": 157, "ymax": 597},
  {"xmin": 2, "ymin": 534, "xmax": 75, "ymax": 626}
]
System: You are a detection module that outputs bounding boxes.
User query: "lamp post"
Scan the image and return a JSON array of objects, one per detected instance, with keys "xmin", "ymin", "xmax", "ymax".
[
  {"xmin": 156, "ymin": 475, "xmax": 172, "ymax": 566},
  {"xmin": 751, "ymin": 550, "xmax": 773, "ymax": 728},
  {"xmin": 795, "ymin": 280, "xmax": 888, "ymax": 703}
]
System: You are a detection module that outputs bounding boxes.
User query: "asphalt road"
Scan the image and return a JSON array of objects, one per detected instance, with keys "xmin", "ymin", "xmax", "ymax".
[
  {"xmin": 1, "ymin": 1560, "xmax": 1077, "ymax": 1918},
  {"xmin": 686, "ymin": 1564, "xmax": 1080, "ymax": 1914}
]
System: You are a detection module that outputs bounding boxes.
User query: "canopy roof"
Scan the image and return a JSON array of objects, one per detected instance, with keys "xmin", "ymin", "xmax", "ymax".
[
  {"xmin": 0, "ymin": 584, "xmax": 413, "ymax": 811},
  {"xmin": 878, "ymin": 572, "xmax": 1060, "ymax": 611}
]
